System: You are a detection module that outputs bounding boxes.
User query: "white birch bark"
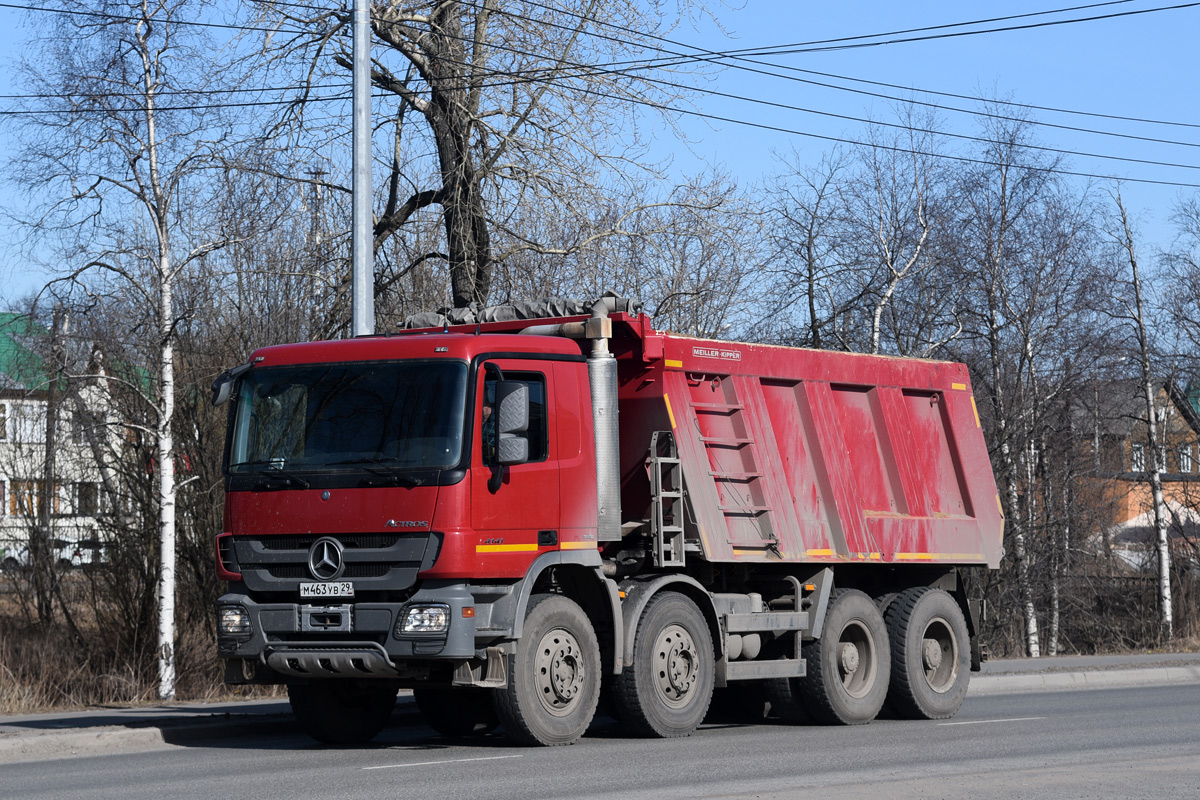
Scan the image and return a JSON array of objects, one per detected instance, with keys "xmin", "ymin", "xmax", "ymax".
[{"xmin": 1116, "ymin": 192, "xmax": 1173, "ymax": 641}]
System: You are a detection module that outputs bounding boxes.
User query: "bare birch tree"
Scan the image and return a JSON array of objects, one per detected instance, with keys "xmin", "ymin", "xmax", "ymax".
[
  {"xmin": 765, "ymin": 150, "xmax": 859, "ymax": 348},
  {"xmin": 1109, "ymin": 190, "xmax": 1173, "ymax": 641},
  {"xmin": 11, "ymin": 0, "xmax": 248, "ymax": 697},
  {"xmin": 841, "ymin": 115, "xmax": 944, "ymax": 356},
  {"xmin": 950, "ymin": 111, "xmax": 1073, "ymax": 658}
]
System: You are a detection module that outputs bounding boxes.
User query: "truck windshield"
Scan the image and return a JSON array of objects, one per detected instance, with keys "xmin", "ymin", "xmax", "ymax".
[{"xmin": 228, "ymin": 361, "xmax": 468, "ymax": 473}]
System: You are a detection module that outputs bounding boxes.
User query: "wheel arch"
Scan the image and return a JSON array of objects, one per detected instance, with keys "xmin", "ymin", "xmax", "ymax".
[
  {"xmin": 509, "ymin": 550, "xmax": 624, "ymax": 674},
  {"xmin": 617, "ymin": 574, "xmax": 723, "ymax": 671}
]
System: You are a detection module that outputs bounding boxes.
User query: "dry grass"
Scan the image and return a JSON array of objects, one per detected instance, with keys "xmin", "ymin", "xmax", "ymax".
[{"xmin": 0, "ymin": 586, "xmax": 280, "ymax": 715}]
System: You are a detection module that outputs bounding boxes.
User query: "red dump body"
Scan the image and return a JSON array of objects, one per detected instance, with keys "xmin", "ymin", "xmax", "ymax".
[
  {"xmin": 418, "ymin": 309, "xmax": 1004, "ymax": 570},
  {"xmin": 608, "ymin": 317, "xmax": 1004, "ymax": 570}
]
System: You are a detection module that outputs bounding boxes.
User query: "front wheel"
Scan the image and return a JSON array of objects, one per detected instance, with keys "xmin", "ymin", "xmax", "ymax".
[
  {"xmin": 797, "ymin": 589, "xmax": 890, "ymax": 725},
  {"xmin": 612, "ymin": 591, "xmax": 714, "ymax": 738},
  {"xmin": 288, "ymin": 680, "xmax": 397, "ymax": 744},
  {"xmin": 493, "ymin": 594, "xmax": 601, "ymax": 746},
  {"xmin": 884, "ymin": 587, "xmax": 971, "ymax": 719}
]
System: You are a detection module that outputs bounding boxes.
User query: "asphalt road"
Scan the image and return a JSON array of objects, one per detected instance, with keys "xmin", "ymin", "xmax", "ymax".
[{"xmin": 3, "ymin": 683, "xmax": 1198, "ymax": 800}]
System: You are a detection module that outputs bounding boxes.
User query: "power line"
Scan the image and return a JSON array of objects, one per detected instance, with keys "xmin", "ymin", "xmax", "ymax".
[
  {"xmin": 0, "ymin": 93, "xmax": 354, "ymax": 115},
  {"xmin": 468, "ymin": 0, "xmax": 1200, "ymax": 131},
  {"xmin": 0, "ymin": 83, "xmax": 349, "ymax": 101},
  {"xmin": 699, "ymin": 0, "xmax": 1139, "ymax": 52},
  {"xmin": 706, "ymin": 1, "xmax": 1200, "ymax": 55},
  {"xmin": 774, "ymin": 65, "xmax": 1200, "ymax": 131},
  {"xmin": 307, "ymin": 3, "xmax": 1200, "ymax": 174},
  {"xmin": 0, "ymin": 1, "xmax": 310, "ymax": 35},
  {"xmin": 6, "ymin": 1, "xmax": 1198, "ymax": 186}
]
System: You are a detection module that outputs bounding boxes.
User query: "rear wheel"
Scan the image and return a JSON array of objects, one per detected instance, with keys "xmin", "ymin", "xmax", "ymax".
[
  {"xmin": 493, "ymin": 594, "xmax": 601, "ymax": 746},
  {"xmin": 612, "ymin": 591, "xmax": 714, "ymax": 738},
  {"xmin": 764, "ymin": 676, "xmax": 812, "ymax": 724},
  {"xmin": 884, "ymin": 587, "xmax": 970, "ymax": 719},
  {"xmin": 413, "ymin": 687, "xmax": 499, "ymax": 737},
  {"xmin": 797, "ymin": 589, "xmax": 890, "ymax": 725},
  {"xmin": 288, "ymin": 680, "xmax": 397, "ymax": 744}
]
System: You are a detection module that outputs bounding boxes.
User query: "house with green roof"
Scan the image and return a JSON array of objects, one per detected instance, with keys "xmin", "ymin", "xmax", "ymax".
[{"xmin": 0, "ymin": 311, "xmax": 107, "ymax": 571}]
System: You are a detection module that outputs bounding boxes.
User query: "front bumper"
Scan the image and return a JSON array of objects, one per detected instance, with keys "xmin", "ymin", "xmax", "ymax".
[{"xmin": 217, "ymin": 580, "xmax": 488, "ymax": 678}]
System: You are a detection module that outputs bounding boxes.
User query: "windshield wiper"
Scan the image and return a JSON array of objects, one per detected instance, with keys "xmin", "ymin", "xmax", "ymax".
[
  {"xmin": 326, "ymin": 458, "xmax": 426, "ymax": 487},
  {"xmin": 229, "ymin": 460, "xmax": 312, "ymax": 490}
]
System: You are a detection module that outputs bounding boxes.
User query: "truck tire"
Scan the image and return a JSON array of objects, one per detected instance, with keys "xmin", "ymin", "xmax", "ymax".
[
  {"xmin": 884, "ymin": 587, "xmax": 970, "ymax": 719},
  {"xmin": 612, "ymin": 591, "xmax": 714, "ymax": 738},
  {"xmin": 288, "ymin": 680, "xmax": 398, "ymax": 744},
  {"xmin": 797, "ymin": 589, "xmax": 890, "ymax": 725},
  {"xmin": 764, "ymin": 677, "xmax": 812, "ymax": 724},
  {"xmin": 413, "ymin": 687, "xmax": 499, "ymax": 737},
  {"xmin": 493, "ymin": 593, "xmax": 601, "ymax": 746}
]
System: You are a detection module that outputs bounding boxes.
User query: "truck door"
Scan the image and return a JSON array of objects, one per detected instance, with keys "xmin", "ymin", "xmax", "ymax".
[{"xmin": 471, "ymin": 361, "xmax": 561, "ymax": 553}]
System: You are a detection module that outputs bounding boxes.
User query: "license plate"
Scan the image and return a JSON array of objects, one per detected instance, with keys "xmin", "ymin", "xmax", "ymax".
[{"xmin": 299, "ymin": 581, "xmax": 354, "ymax": 598}]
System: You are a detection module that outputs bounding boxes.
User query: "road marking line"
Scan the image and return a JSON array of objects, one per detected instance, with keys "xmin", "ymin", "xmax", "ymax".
[
  {"xmin": 938, "ymin": 716, "xmax": 1045, "ymax": 726},
  {"xmin": 363, "ymin": 755, "xmax": 523, "ymax": 771}
]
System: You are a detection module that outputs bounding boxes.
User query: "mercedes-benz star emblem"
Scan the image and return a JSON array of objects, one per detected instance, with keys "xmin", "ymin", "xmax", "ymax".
[{"xmin": 308, "ymin": 537, "xmax": 344, "ymax": 580}]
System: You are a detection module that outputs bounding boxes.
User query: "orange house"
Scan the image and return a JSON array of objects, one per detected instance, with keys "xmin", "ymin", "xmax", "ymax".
[{"xmin": 1078, "ymin": 380, "xmax": 1200, "ymax": 566}]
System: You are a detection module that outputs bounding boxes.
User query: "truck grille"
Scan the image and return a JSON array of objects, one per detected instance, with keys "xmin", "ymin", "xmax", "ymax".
[{"xmin": 230, "ymin": 532, "xmax": 436, "ymax": 593}]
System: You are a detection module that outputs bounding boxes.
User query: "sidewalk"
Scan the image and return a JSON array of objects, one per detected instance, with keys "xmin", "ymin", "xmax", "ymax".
[
  {"xmin": 970, "ymin": 651, "xmax": 1200, "ymax": 695},
  {"xmin": 2, "ymin": 653, "xmax": 1199, "ymax": 763}
]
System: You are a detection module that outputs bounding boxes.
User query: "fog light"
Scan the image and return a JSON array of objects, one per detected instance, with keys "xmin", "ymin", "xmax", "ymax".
[
  {"xmin": 218, "ymin": 606, "xmax": 251, "ymax": 636},
  {"xmin": 399, "ymin": 604, "xmax": 450, "ymax": 634}
]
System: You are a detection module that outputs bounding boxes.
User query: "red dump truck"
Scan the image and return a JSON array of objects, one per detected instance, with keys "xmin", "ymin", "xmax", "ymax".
[{"xmin": 212, "ymin": 297, "xmax": 1003, "ymax": 746}]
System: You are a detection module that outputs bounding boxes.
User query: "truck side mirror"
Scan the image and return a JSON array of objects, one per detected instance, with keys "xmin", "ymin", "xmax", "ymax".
[
  {"xmin": 494, "ymin": 381, "xmax": 530, "ymax": 466},
  {"xmin": 211, "ymin": 362, "xmax": 253, "ymax": 406}
]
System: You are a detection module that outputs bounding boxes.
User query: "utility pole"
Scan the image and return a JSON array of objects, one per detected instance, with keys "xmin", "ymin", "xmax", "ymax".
[{"xmin": 351, "ymin": 0, "xmax": 374, "ymax": 337}]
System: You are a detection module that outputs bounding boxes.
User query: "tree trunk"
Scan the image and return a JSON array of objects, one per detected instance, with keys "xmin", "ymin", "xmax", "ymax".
[
  {"xmin": 156, "ymin": 258, "xmax": 177, "ymax": 699},
  {"xmin": 1118, "ymin": 193, "xmax": 1173, "ymax": 641}
]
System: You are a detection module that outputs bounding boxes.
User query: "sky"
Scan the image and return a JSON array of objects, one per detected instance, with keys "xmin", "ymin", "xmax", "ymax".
[{"xmin": 0, "ymin": 0, "xmax": 1196, "ymax": 305}]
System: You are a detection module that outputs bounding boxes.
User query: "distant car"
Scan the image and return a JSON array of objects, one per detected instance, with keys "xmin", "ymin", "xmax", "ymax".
[
  {"xmin": 1, "ymin": 538, "xmax": 106, "ymax": 572},
  {"xmin": 60, "ymin": 538, "xmax": 106, "ymax": 569},
  {"xmin": 1, "ymin": 542, "xmax": 31, "ymax": 573}
]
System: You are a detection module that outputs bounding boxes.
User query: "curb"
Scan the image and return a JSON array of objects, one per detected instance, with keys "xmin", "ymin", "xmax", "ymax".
[
  {"xmin": 968, "ymin": 665, "xmax": 1200, "ymax": 695},
  {"xmin": 0, "ymin": 698, "xmax": 423, "ymax": 765}
]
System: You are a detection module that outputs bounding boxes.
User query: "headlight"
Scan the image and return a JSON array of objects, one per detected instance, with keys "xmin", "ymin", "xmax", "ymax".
[
  {"xmin": 218, "ymin": 606, "xmax": 252, "ymax": 636},
  {"xmin": 399, "ymin": 604, "xmax": 450, "ymax": 634}
]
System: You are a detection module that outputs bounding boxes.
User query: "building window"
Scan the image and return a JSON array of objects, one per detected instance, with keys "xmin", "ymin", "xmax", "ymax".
[
  {"xmin": 76, "ymin": 482, "xmax": 98, "ymax": 517},
  {"xmin": 1181, "ymin": 446, "xmax": 1196, "ymax": 475},
  {"xmin": 10, "ymin": 480, "xmax": 38, "ymax": 516},
  {"xmin": 1131, "ymin": 443, "xmax": 1146, "ymax": 473},
  {"xmin": 12, "ymin": 403, "xmax": 44, "ymax": 444}
]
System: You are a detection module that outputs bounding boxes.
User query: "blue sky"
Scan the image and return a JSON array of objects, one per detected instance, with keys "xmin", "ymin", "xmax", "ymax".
[{"xmin": 0, "ymin": 0, "xmax": 1196, "ymax": 304}]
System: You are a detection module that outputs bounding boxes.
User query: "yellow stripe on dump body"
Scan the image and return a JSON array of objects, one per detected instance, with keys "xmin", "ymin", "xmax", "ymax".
[
  {"xmin": 665, "ymin": 359, "xmax": 683, "ymax": 368},
  {"xmin": 475, "ymin": 544, "xmax": 539, "ymax": 553},
  {"xmin": 894, "ymin": 552, "xmax": 985, "ymax": 561},
  {"xmin": 806, "ymin": 548, "xmax": 834, "ymax": 557},
  {"xmin": 559, "ymin": 541, "xmax": 597, "ymax": 550},
  {"xmin": 664, "ymin": 394, "xmax": 677, "ymax": 430},
  {"xmin": 952, "ymin": 383, "xmax": 967, "ymax": 390}
]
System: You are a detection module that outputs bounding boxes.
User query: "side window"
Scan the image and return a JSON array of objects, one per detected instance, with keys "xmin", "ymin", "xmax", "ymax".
[{"xmin": 484, "ymin": 371, "xmax": 548, "ymax": 463}]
